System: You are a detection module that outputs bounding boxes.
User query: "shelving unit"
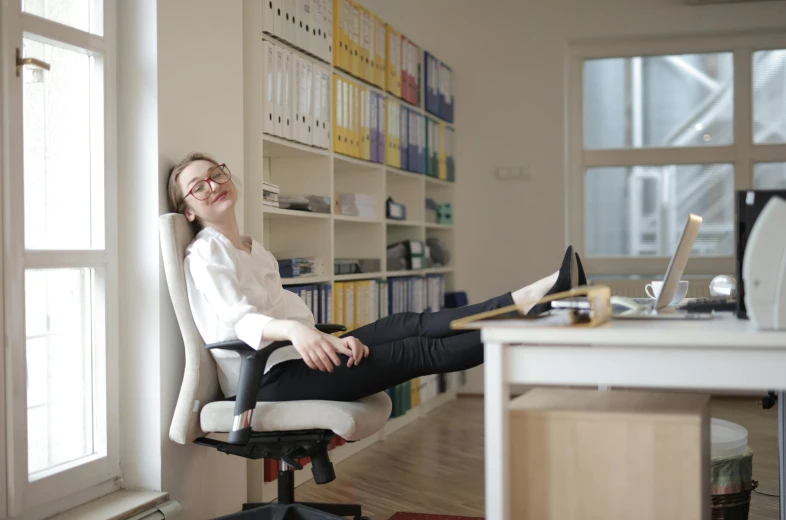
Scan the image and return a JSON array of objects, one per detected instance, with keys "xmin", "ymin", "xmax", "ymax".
[
  {"xmin": 243, "ymin": 16, "xmax": 456, "ymax": 291},
  {"xmin": 242, "ymin": 0, "xmax": 458, "ymax": 498}
]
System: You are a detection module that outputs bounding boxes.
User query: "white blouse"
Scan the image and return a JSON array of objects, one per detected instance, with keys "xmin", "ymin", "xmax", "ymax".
[{"xmin": 184, "ymin": 226, "xmax": 313, "ymax": 398}]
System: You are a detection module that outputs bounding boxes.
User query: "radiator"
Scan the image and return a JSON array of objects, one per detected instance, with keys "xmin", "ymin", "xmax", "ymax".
[
  {"xmin": 127, "ymin": 501, "xmax": 183, "ymax": 520},
  {"xmin": 592, "ymin": 278, "xmax": 713, "ymax": 299}
]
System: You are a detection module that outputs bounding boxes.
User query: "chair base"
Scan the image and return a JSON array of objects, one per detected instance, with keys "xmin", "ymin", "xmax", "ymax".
[{"xmin": 217, "ymin": 502, "xmax": 369, "ymax": 519}]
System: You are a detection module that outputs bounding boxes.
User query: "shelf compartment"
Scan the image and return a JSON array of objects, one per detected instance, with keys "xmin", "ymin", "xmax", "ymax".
[
  {"xmin": 423, "ymin": 266, "xmax": 454, "ymax": 275},
  {"xmin": 263, "ymin": 206, "xmax": 331, "ymax": 220},
  {"xmin": 386, "ymin": 219, "xmax": 423, "ymax": 227},
  {"xmin": 281, "ymin": 275, "xmax": 332, "ymax": 286},
  {"xmin": 333, "ymin": 214, "xmax": 382, "ymax": 224},
  {"xmin": 334, "ymin": 272, "xmax": 385, "ymax": 282},
  {"xmin": 386, "ymin": 270, "xmax": 425, "ymax": 278},
  {"xmin": 262, "ymin": 134, "xmax": 330, "ymax": 159},
  {"xmin": 386, "ymin": 166, "xmax": 425, "ymax": 182},
  {"xmin": 334, "ymin": 153, "xmax": 385, "ymax": 172},
  {"xmin": 425, "ymin": 222, "xmax": 453, "ymax": 230},
  {"xmin": 425, "ymin": 176, "xmax": 454, "ymax": 187}
]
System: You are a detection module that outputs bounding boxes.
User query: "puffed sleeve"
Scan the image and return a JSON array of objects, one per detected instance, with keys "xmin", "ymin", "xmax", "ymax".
[{"xmin": 186, "ymin": 237, "xmax": 275, "ymax": 350}]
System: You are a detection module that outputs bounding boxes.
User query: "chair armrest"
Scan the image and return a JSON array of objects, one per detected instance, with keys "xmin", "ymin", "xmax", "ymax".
[
  {"xmin": 315, "ymin": 323, "xmax": 347, "ymax": 334},
  {"xmin": 206, "ymin": 339, "xmax": 292, "ymax": 445},
  {"xmin": 205, "ymin": 340, "xmax": 256, "ymax": 354}
]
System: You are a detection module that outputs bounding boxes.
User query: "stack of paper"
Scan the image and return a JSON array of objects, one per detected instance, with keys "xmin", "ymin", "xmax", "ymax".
[
  {"xmin": 263, "ymin": 181, "xmax": 280, "ymax": 207},
  {"xmin": 337, "ymin": 192, "xmax": 376, "ymax": 219}
]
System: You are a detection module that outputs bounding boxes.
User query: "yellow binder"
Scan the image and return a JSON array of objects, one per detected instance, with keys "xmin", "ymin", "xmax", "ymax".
[
  {"xmin": 353, "ymin": 81, "xmax": 361, "ymax": 158},
  {"xmin": 438, "ymin": 121, "xmax": 447, "ymax": 180},
  {"xmin": 361, "ymin": 87, "xmax": 371, "ymax": 160},
  {"xmin": 374, "ymin": 15, "xmax": 386, "ymax": 89},
  {"xmin": 334, "ymin": 282, "xmax": 345, "ymax": 329},
  {"xmin": 368, "ymin": 11, "xmax": 376, "ymax": 86},
  {"xmin": 333, "ymin": 0, "xmax": 343, "ymax": 70},
  {"xmin": 333, "ymin": 74, "xmax": 343, "ymax": 155},
  {"xmin": 385, "ymin": 25, "xmax": 402, "ymax": 98},
  {"xmin": 386, "ymin": 98, "xmax": 400, "ymax": 168},
  {"xmin": 350, "ymin": 1, "xmax": 360, "ymax": 78}
]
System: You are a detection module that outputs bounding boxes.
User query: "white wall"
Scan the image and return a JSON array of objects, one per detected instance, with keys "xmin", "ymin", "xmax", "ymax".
[
  {"xmin": 118, "ymin": 1, "xmax": 246, "ymax": 518},
  {"xmin": 156, "ymin": 1, "xmax": 247, "ymax": 518},
  {"xmin": 361, "ymin": 0, "xmax": 786, "ymax": 393}
]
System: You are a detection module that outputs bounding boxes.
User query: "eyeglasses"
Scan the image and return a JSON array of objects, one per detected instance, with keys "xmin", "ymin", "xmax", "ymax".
[{"xmin": 184, "ymin": 163, "xmax": 232, "ymax": 201}]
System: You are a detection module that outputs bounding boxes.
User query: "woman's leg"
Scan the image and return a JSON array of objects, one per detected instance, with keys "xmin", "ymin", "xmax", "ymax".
[
  {"xmin": 258, "ymin": 331, "xmax": 484, "ymax": 402},
  {"xmin": 342, "ymin": 292, "xmax": 514, "ymax": 346}
]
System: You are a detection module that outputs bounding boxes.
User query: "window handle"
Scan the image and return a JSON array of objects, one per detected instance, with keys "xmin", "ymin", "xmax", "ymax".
[{"xmin": 16, "ymin": 48, "xmax": 51, "ymax": 78}]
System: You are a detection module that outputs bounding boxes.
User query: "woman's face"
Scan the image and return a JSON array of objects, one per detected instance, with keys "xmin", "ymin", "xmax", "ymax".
[{"xmin": 178, "ymin": 160, "xmax": 238, "ymax": 225}]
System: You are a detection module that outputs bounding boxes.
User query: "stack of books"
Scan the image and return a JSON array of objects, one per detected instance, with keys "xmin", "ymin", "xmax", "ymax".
[
  {"xmin": 277, "ymin": 257, "xmax": 318, "ymax": 278},
  {"xmin": 263, "ymin": 181, "xmax": 280, "ymax": 208}
]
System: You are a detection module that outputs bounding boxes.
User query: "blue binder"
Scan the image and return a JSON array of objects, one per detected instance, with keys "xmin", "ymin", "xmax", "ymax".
[
  {"xmin": 400, "ymin": 106, "xmax": 409, "ymax": 171},
  {"xmin": 424, "ymin": 51, "xmax": 440, "ymax": 117}
]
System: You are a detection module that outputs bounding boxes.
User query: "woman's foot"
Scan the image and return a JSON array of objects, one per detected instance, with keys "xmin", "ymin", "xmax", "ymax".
[
  {"xmin": 512, "ymin": 270, "xmax": 559, "ymax": 314},
  {"xmin": 519, "ymin": 245, "xmax": 578, "ymax": 316}
]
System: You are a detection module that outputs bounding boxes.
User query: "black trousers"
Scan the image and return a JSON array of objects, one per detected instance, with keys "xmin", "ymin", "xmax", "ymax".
[{"xmin": 257, "ymin": 292, "xmax": 514, "ymax": 402}]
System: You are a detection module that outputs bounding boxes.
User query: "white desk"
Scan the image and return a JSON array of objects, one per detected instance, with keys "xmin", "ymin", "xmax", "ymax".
[{"xmin": 480, "ymin": 312, "xmax": 786, "ymax": 520}]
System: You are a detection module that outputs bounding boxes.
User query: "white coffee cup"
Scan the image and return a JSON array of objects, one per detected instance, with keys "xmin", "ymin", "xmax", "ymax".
[{"xmin": 645, "ymin": 280, "xmax": 689, "ymax": 305}]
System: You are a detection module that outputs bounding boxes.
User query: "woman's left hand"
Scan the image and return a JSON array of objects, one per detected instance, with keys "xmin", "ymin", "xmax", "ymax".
[{"xmin": 341, "ymin": 336, "xmax": 370, "ymax": 367}]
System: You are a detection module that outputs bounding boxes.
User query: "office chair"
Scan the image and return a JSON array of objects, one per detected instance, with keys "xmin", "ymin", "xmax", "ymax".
[{"xmin": 159, "ymin": 214, "xmax": 391, "ymax": 520}]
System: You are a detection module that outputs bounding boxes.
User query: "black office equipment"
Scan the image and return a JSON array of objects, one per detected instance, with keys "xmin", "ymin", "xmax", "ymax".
[{"xmin": 735, "ymin": 190, "xmax": 786, "ymax": 319}]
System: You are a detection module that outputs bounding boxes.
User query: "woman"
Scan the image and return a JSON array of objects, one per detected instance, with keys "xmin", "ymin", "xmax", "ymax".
[{"xmin": 169, "ymin": 152, "xmax": 583, "ymax": 402}]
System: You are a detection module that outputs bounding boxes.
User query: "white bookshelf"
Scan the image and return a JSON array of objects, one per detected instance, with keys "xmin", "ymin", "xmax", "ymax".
[
  {"xmin": 243, "ymin": 0, "xmax": 456, "ymax": 293},
  {"xmin": 242, "ymin": 0, "xmax": 459, "ymax": 494}
]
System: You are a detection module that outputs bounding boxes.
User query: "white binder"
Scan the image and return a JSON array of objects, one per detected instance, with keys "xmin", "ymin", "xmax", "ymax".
[
  {"xmin": 263, "ymin": 41, "xmax": 275, "ymax": 135},
  {"xmin": 263, "ymin": 0, "xmax": 282, "ymax": 38},
  {"xmin": 295, "ymin": 0, "xmax": 311, "ymax": 51},
  {"xmin": 282, "ymin": 49, "xmax": 294, "ymax": 140},
  {"xmin": 312, "ymin": 64, "xmax": 324, "ymax": 148},
  {"xmin": 282, "ymin": 0, "xmax": 296, "ymax": 44},
  {"xmin": 323, "ymin": 0, "xmax": 333, "ymax": 64},
  {"xmin": 274, "ymin": 45, "xmax": 284, "ymax": 136},
  {"xmin": 322, "ymin": 68, "xmax": 331, "ymax": 149},
  {"xmin": 311, "ymin": 0, "xmax": 324, "ymax": 60},
  {"xmin": 295, "ymin": 57, "xmax": 314, "ymax": 145}
]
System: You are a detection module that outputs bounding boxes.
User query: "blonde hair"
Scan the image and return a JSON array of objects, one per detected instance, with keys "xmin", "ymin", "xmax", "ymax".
[{"xmin": 167, "ymin": 152, "xmax": 220, "ymax": 215}]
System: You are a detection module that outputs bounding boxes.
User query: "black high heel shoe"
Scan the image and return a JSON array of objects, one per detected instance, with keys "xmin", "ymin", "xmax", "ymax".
[
  {"xmin": 527, "ymin": 245, "xmax": 577, "ymax": 316},
  {"xmin": 575, "ymin": 251, "xmax": 587, "ymax": 286}
]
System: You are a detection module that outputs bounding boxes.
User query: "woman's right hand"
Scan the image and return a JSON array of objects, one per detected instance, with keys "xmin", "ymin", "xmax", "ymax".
[{"xmin": 287, "ymin": 321, "xmax": 353, "ymax": 372}]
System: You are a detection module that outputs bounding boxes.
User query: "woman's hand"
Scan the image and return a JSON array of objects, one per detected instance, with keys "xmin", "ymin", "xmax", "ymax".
[
  {"xmin": 341, "ymin": 336, "xmax": 370, "ymax": 367},
  {"xmin": 286, "ymin": 321, "xmax": 354, "ymax": 372}
]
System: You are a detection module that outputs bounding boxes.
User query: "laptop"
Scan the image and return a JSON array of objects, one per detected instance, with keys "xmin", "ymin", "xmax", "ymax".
[{"xmin": 613, "ymin": 213, "xmax": 712, "ymax": 320}]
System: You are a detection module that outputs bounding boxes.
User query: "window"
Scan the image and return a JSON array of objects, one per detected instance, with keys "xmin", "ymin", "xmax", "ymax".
[
  {"xmin": 2, "ymin": 0, "xmax": 117, "ymax": 515},
  {"xmin": 569, "ymin": 36, "xmax": 786, "ymax": 276}
]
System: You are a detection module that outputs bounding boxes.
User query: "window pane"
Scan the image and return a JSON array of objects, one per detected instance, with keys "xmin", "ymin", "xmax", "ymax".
[
  {"xmin": 26, "ymin": 269, "xmax": 95, "ymax": 478},
  {"xmin": 22, "ymin": 0, "xmax": 103, "ymax": 36},
  {"xmin": 753, "ymin": 50, "xmax": 786, "ymax": 144},
  {"xmin": 584, "ymin": 53, "xmax": 734, "ymax": 149},
  {"xmin": 585, "ymin": 164, "xmax": 734, "ymax": 257},
  {"xmin": 753, "ymin": 162, "xmax": 786, "ymax": 189},
  {"xmin": 22, "ymin": 38, "xmax": 103, "ymax": 250}
]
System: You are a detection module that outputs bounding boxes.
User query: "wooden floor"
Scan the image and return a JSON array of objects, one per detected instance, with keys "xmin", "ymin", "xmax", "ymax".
[{"xmin": 295, "ymin": 396, "xmax": 781, "ymax": 520}]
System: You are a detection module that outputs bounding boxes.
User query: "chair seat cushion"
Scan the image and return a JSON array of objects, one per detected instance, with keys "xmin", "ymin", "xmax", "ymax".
[{"xmin": 200, "ymin": 392, "xmax": 392, "ymax": 441}]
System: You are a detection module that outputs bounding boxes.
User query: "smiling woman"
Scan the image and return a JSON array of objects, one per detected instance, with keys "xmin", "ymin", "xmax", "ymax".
[{"xmin": 166, "ymin": 150, "xmax": 578, "ymax": 403}]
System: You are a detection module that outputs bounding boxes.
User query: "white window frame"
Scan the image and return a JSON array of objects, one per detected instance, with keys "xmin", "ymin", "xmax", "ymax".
[
  {"xmin": 0, "ymin": 2, "xmax": 119, "ymax": 518},
  {"xmin": 567, "ymin": 31, "xmax": 786, "ymax": 277}
]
